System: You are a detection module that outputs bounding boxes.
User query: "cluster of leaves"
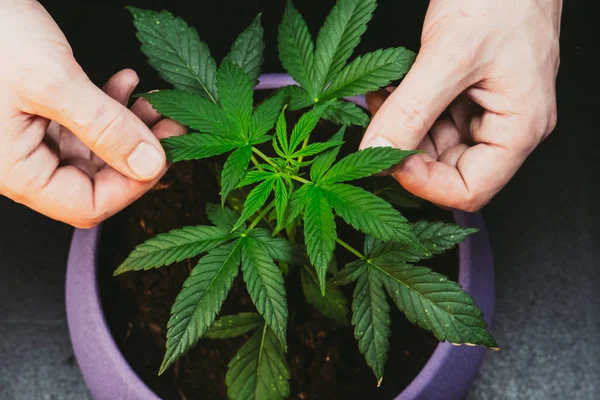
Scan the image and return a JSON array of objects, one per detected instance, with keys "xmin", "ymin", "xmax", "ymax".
[{"xmin": 117, "ymin": 2, "xmax": 497, "ymax": 399}]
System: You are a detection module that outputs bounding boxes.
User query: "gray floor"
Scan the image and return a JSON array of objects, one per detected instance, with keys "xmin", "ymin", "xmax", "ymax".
[{"xmin": 1, "ymin": 0, "xmax": 599, "ymax": 399}]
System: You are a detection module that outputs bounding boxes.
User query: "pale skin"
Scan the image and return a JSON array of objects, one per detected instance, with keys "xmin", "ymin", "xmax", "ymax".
[{"xmin": 0, "ymin": 0, "xmax": 562, "ymax": 228}]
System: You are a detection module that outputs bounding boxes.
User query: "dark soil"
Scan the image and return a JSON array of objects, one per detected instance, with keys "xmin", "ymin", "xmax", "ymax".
[{"xmin": 98, "ymin": 119, "xmax": 459, "ymax": 400}]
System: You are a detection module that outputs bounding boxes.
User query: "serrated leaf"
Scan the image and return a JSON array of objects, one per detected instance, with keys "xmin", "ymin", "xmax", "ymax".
[
  {"xmin": 283, "ymin": 85, "xmax": 314, "ymax": 111},
  {"xmin": 206, "ymin": 312, "xmax": 263, "ymax": 339},
  {"xmin": 161, "ymin": 133, "xmax": 240, "ymax": 162},
  {"xmin": 321, "ymin": 184, "xmax": 422, "ymax": 249},
  {"xmin": 282, "ymin": 183, "xmax": 312, "ymax": 229},
  {"xmin": 226, "ymin": 325, "xmax": 290, "ymax": 400},
  {"xmin": 369, "ymin": 221, "xmax": 477, "ymax": 262},
  {"xmin": 140, "ymin": 90, "xmax": 234, "ymax": 137},
  {"xmin": 322, "ymin": 99, "xmax": 370, "ymax": 127},
  {"xmin": 372, "ymin": 258, "xmax": 497, "ymax": 348},
  {"xmin": 290, "ymin": 141, "xmax": 345, "ymax": 158},
  {"xmin": 301, "ymin": 268, "xmax": 349, "ymax": 326},
  {"xmin": 274, "ymin": 178, "xmax": 291, "ymax": 232},
  {"xmin": 241, "ymin": 238, "xmax": 289, "ymax": 348},
  {"xmin": 206, "ymin": 203, "xmax": 240, "ymax": 230},
  {"xmin": 351, "ymin": 264, "xmax": 390, "ymax": 382},
  {"xmin": 313, "ymin": 0, "xmax": 377, "ymax": 91},
  {"xmin": 233, "ymin": 176, "xmax": 276, "ymax": 230},
  {"xmin": 321, "ymin": 147, "xmax": 419, "ymax": 184},
  {"xmin": 250, "ymin": 91, "xmax": 288, "ymax": 140},
  {"xmin": 274, "ymin": 108, "xmax": 289, "ymax": 154},
  {"xmin": 330, "ymin": 259, "xmax": 365, "ymax": 286},
  {"xmin": 323, "ymin": 47, "xmax": 416, "ymax": 100},
  {"xmin": 160, "ymin": 240, "xmax": 242, "ymax": 374},
  {"xmin": 288, "ymin": 101, "xmax": 333, "ymax": 152},
  {"xmin": 247, "ymin": 229, "xmax": 295, "ymax": 263},
  {"xmin": 378, "ymin": 184, "xmax": 422, "ymax": 209},
  {"xmin": 129, "ymin": 7, "xmax": 218, "ymax": 101},
  {"xmin": 221, "ymin": 145, "xmax": 253, "ymax": 205},
  {"xmin": 115, "ymin": 226, "xmax": 230, "ymax": 274},
  {"xmin": 278, "ymin": 0, "xmax": 315, "ymax": 94},
  {"xmin": 310, "ymin": 126, "xmax": 346, "ymax": 181},
  {"xmin": 225, "ymin": 14, "xmax": 265, "ymax": 85},
  {"xmin": 304, "ymin": 187, "xmax": 336, "ymax": 295},
  {"xmin": 217, "ymin": 60, "xmax": 254, "ymax": 137},
  {"xmin": 237, "ymin": 170, "xmax": 275, "ymax": 189}
]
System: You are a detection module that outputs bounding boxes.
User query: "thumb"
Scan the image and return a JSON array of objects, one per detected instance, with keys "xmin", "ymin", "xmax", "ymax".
[
  {"xmin": 360, "ymin": 46, "xmax": 469, "ymax": 151},
  {"xmin": 27, "ymin": 63, "xmax": 166, "ymax": 181}
]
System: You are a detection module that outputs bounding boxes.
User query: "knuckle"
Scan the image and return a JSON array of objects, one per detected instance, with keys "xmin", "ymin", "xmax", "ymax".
[
  {"xmin": 89, "ymin": 107, "xmax": 129, "ymax": 153},
  {"xmin": 389, "ymin": 96, "xmax": 429, "ymax": 137}
]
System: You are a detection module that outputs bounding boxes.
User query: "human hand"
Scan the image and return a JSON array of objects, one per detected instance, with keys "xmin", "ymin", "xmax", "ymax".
[
  {"xmin": 0, "ymin": 1, "xmax": 184, "ymax": 228},
  {"xmin": 362, "ymin": 0, "xmax": 562, "ymax": 211}
]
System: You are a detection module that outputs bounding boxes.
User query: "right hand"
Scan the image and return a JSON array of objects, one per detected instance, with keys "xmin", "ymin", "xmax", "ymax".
[{"xmin": 0, "ymin": 1, "xmax": 185, "ymax": 228}]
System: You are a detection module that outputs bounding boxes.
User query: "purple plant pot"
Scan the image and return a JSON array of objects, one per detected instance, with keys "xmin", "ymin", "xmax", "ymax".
[{"xmin": 66, "ymin": 74, "xmax": 495, "ymax": 400}]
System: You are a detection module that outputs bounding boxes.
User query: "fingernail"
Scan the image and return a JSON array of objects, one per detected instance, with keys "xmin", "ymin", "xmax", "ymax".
[
  {"xmin": 127, "ymin": 142, "xmax": 165, "ymax": 180},
  {"xmin": 365, "ymin": 136, "xmax": 395, "ymax": 149}
]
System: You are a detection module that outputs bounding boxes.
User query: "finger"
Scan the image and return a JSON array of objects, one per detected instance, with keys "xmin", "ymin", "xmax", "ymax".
[
  {"xmin": 102, "ymin": 69, "xmax": 139, "ymax": 106},
  {"xmin": 130, "ymin": 96, "xmax": 162, "ymax": 127},
  {"xmin": 22, "ymin": 64, "xmax": 166, "ymax": 181},
  {"xmin": 428, "ymin": 118, "xmax": 467, "ymax": 158},
  {"xmin": 392, "ymin": 114, "xmax": 529, "ymax": 211},
  {"xmin": 365, "ymin": 86, "xmax": 395, "ymax": 116},
  {"xmin": 361, "ymin": 46, "xmax": 472, "ymax": 151},
  {"xmin": 150, "ymin": 118, "xmax": 188, "ymax": 140}
]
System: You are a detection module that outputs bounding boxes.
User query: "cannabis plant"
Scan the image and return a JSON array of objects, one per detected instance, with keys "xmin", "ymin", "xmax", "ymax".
[{"xmin": 116, "ymin": 1, "xmax": 497, "ymax": 398}]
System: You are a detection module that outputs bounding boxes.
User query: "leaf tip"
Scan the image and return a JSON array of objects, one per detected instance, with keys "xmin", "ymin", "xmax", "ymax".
[{"xmin": 377, "ymin": 377, "xmax": 383, "ymax": 387}]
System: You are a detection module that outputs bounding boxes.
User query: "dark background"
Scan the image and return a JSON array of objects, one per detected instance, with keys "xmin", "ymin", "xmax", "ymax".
[{"xmin": 1, "ymin": 0, "xmax": 598, "ymax": 399}]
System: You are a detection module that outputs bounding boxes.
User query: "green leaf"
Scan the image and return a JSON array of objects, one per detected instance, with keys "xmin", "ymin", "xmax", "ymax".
[
  {"xmin": 330, "ymin": 259, "xmax": 364, "ymax": 286},
  {"xmin": 282, "ymin": 183, "xmax": 312, "ymax": 229},
  {"xmin": 160, "ymin": 240, "xmax": 243, "ymax": 374},
  {"xmin": 247, "ymin": 229, "xmax": 295, "ymax": 263},
  {"xmin": 250, "ymin": 91, "xmax": 288, "ymax": 140},
  {"xmin": 303, "ymin": 187, "xmax": 336, "ymax": 295},
  {"xmin": 241, "ymin": 238, "xmax": 289, "ymax": 348},
  {"xmin": 301, "ymin": 268, "xmax": 349, "ymax": 326},
  {"xmin": 225, "ymin": 14, "xmax": 265, "ymax": 85},
  {"xmin": 322, "ymin": 47, "xmax": 416, "ymax": 99},
  {"xmin": 206, "ymin": 203, "xmax": 240, "ymax": 230},
  {"xmin": 378, "ymin": 184, "xmax": 422, "ymax": 209},
  {"xmin": 140, "ymin": 90, "xmax": 234, "ymax": 137},
  {"xmin": 129, "ymin": 7, "xmax": 218, "ymax": 102},
  {"xmin": 114, "ymin": 226, "xmax": 230, "ymax": 275},
  {"xmin": 369, "ymin": 221, "xmax": 477, "ymax": 262},
  {"xmin": 233, "ymin": 176, "xmax": 276, "ymax": 230},
  {"xmin": 372, "ymin": 258, "xmax": 497, "ymax": 348},
  {"xmin": 206, "ymin": 312, "xmax": 263, "ymax": 339},
  {"xmin": 321, "ymin": 147, "xmax": 419, "ymax": 184},
  {"xmin": 313, "ymin": 0, "xmax": 377, "ymax": 91},
  {"xmin": 274, "ymin": 178, "xmax": 291, "ymax": 233},
  {"xmin": 282, "ymin": 85, "xmax": 314, "ymax": 111},
  {"xmin": 161, "ymin": 133, "xmax": 240, "ymax": 162},
  {"xmin": 278, "ymin": 0, "xmax": 315, "ymax": 94},
  {"xmin": 274, "ymin": 108, "xmax": 290, "ymax": 154},
  {"xmin": 321, "ymin": 184, "xmax": 421, "ymax": 248},
  {"xmin": 351, "ymin": 264, "xmax": 390, "ymax": 383},
  {"xmin": 310, "ymin": 126, "xmax": 346, "ymax": 182},
  {"xmin": 226, "ymin": 325, "xmax": 290, "ymax": 400},
  {"xmin": 217, "ymin": 60, "xmax": 254, "ymax": 137},
  {"xmin": 288, "ymin": 101, "xmax": 333, "ymax": 152},
  {"xmin": 237, "ymin": 170, "xmax": 275, "ymax": 189},
  {"xmin": 290, "ymin": 141, "xmax": 345, "ymax": 159},
  {"xmin": 221, "ymin": 145, "xmax": 253, "ymax": 205},
  {"xmin": 322, "ymin": 99, "xmax": 370, "ymax": 127}
]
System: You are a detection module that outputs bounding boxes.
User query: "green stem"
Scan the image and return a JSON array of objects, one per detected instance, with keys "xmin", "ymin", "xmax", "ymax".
[
  {"xmin": 252, "ymin": 147, "xmax": 280, "ymax": 170},
  {"xmin": 250, "ymin": 155, "xmax": 263, "ymax": 171},
  {"xmin": 290, "ymin": 175, "xmax": 311, "ymax": 185},
  {"xmin": 297, "ymin": 136, "xmax": 311, "ymax": 164},
  {"xmin": 248, "ymin": 200, "xmax": 276, "ymax": 231},
  {"xmin": 335, "ymin": 237, "xmax": 366, "ymax": 260}
]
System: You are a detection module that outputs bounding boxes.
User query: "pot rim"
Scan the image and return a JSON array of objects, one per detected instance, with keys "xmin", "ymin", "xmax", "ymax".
[{"xmin": 66, "ymin": 73, "xmax": 495, "ymax": 400}]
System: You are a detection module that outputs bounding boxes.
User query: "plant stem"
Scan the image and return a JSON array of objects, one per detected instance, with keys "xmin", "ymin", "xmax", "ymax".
[
  {"xmin": 335, "ymin": 237, "xmax": 366, "ymax": 260},
  {"xmin": 250, "ymin": 155, "xmax": 263, "ymax": 171},
  {"xmin": 290, "ymin": 175, "xmax": 311, "ymax": 185},
  {"xmin": 248, "ymin": 200, "xmax": 276, "ymax": 230},
  {"xmin": 252, "ymin": 147, "xmax": 279, "ymax": 170},
  {"xmin": 297, "ymin": 136, "xmax": 311, "ymax": 164}
]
